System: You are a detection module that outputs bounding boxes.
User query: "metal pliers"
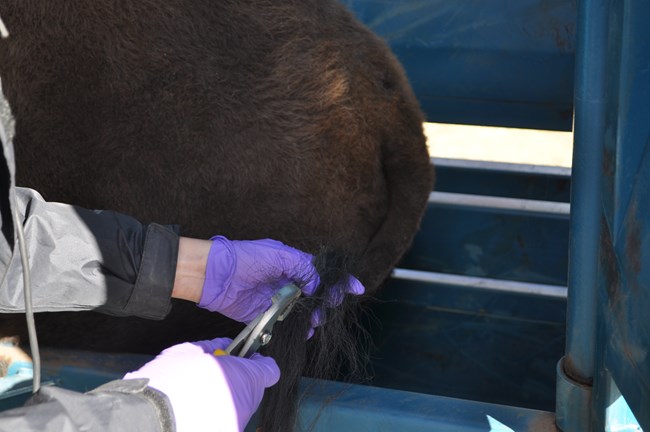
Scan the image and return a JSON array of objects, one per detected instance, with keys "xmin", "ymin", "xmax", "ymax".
[{"xmin": 221, "ymin": 284, "xmax": 301, "ymax": 358}]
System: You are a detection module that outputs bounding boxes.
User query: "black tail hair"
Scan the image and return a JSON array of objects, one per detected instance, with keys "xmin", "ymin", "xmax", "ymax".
[{"xmin": 258, "ymin": 248, "xmax": 370, "ymax": 431}]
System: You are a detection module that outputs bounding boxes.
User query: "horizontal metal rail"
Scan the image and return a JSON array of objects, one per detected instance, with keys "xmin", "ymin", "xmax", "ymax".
[
  {"xmin": 392, "ymin": 268, "xmax": 568, "ymax": 299},
  {"xmin": 431, "ymin": 157, "xmax": 572, "ymax": 177},
  {"xmin": 428, "ymin": 191, "xmax": 571, "ymax": 216}
]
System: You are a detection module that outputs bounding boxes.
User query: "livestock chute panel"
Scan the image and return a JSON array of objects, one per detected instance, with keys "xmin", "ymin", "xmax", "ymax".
[
  {"xmin": 593, "ymin": 0, "xmax": 650, "ymax": 427},
  {"xmin": 559, "ymin": 0, "xmax": 650, "ymax": 429},
  {"xmin": 342, "ymin": 0, "xmax": 577, "ymax": 131}
]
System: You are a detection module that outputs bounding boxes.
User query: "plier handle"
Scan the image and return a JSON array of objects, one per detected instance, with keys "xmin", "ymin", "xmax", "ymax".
[{"xmin": 223, "ymin": 284, "xmax": 301, "ymax": 358}]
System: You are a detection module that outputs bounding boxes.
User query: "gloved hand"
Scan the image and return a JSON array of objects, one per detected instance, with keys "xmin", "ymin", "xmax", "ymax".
[
  {"xmin": 124, "ymin": 338, "xmax": 280, "ymax": 432},
  {"xmin": 199, "ymin": 236, "xmax": 365, "ymax": 327}
]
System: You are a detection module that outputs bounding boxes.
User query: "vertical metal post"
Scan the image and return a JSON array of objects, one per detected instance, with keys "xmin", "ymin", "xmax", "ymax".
[{"xmin": 556, "ymin": 0, "xmax": 609, "ymax": 430}]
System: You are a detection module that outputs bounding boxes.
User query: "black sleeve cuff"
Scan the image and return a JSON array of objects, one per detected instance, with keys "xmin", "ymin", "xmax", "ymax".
[{"xmin": 122, "ymin": 223, "xmax": 180, "ymax": 319}]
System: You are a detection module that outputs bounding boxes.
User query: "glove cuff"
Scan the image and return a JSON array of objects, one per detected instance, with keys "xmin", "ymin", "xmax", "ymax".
[{"xmin": 198, "ymin": 235, "xmax": 236, "ymax": 311}]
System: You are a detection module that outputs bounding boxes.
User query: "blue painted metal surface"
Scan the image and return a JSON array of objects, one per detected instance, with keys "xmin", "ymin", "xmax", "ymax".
[
  {"xmin": 590, "ymin": 0, "xmax": 650, "ymax": 429},
  {"xmin": 291, "ymin": 379, "xmax": 557, "ymax": 432},
  {"xmin": 402, "ymin": 159, "xmax": 571, "ymax": 287},
  {"xmin": 402, "ymin": 201, "xmax": 570, "ymax": 286},
  {"xmin": 556, "ymin": 0, "xmax": 609, "ymax": 430},
  {"xmin": 563, "ymin": 0, "xmax": 607, "ymax": 385},
  {"xmin": 434, "ymin": 159, "xmax": 571, "ymax": 202},
  {"xmin": 343, "ymin": 0, "xmax": 577, "ymax": 130},
  {"xmin": 367, "ymin": 278, "xmax": 565, "ymax": 411},
  {"xmin": 556, "ymin": 357, "xmax": 592, "ymax": 431},
  {"xmin": 558, "ymin": 0, "xmax": 650, "ymax": 430}
]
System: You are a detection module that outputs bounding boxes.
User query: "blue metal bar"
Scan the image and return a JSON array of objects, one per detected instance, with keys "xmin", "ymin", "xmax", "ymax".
[
  {"xmin": 294, "ymin": 379, "xmax": 555, "ymax": 432},
  {"xmin": 392, "ymin": 268, "xmax": 568, "ymax": 299},
  {"xmin": 565, "ymin": 0, "xmax": 607, "ymax": 384},
  {"xmin": 558, "ymin": 0, "xmax": 609, "ymax": 430},
  {"xmin": 432, "ymin": 157, "xmax": 572, "ymax": 178},
  {"xmin": 428, "ymin": 191, "xmax": 571, "ymax": 217}
]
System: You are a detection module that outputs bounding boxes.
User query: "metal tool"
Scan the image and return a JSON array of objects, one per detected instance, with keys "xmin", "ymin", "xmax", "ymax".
[{"xmin": 219, "ymin": 284, "xmax": 301, "ymax": 358}]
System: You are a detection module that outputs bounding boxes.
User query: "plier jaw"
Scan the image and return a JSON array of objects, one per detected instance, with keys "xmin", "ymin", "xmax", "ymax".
[{"xmin": 223, "ymin": 284, "xmax": 301, "ymax": 358}]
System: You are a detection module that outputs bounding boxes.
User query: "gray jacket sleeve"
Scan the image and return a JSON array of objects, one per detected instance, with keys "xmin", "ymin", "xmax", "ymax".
[
  {"xmin": 0, "ymin": 379, "xmax": 175, "ymax": 432},
  {"xmin": 0, "ymin": 84, "xmax": 179, "ymax": 320},
  {"xmin": 0, "ymin": 188, "xmax": 180, "ymax": 319}
]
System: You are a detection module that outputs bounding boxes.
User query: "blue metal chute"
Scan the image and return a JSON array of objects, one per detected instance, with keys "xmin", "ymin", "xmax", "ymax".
[{"xmin": 342, "ymin": 0, "xmax": 577, "ymax": 131}]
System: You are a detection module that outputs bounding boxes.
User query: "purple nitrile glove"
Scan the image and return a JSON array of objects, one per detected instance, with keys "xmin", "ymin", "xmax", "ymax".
[
  {"xmin": 124, "ymin": 338, "xmax": 280, "ymax": 432},
  {"xmin": 199, "ymin": 236, "xmax": 365, "ymax": 328}
]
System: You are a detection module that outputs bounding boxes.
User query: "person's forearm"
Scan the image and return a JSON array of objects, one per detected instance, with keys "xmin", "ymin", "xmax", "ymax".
[
  {"xmin": 2, "ymin": 188, "xmax": 213, "ymax": 316},
  {"xmin": 0, "ymin": 187, "xmax": 178, "ymax": 319},
  {"xmin": 171, "ymin": 237, "xmax": 211, "ymax": 304}
]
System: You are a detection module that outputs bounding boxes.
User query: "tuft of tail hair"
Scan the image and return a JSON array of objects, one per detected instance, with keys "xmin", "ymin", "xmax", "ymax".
[{"xmin": 256, "ymin": 248, "xmax": 370, "ymax": 432}]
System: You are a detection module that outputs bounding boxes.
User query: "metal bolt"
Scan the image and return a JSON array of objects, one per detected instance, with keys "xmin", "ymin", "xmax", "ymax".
[{"xmin": 259, "ymin": 331, "xmax": 272, "ymax": 345}]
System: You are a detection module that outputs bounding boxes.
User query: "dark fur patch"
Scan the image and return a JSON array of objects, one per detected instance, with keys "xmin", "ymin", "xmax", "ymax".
[{"xmin": 0, "ymin": 1, "xmax": 434, "ymax": 430}]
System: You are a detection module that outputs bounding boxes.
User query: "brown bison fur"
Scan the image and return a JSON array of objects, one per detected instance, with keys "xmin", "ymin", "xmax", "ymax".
[{"xmin": 0, "ymin": 0, "xmax": 433, "ymax": 430}]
